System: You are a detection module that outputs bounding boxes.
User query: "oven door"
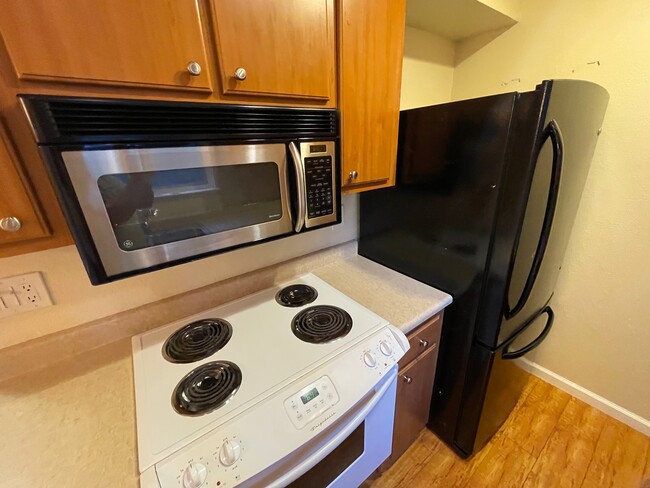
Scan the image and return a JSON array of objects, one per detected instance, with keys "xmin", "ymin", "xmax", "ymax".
[
  {"xmin": 61, "ymin": 143, "xmax": 293, "ymax": 281},
  {"xmin": 241, "ymin": 368, "xmax": 398, "ymax": 488}
]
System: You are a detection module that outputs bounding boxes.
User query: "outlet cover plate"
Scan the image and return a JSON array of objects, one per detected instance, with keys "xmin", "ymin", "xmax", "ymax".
[{"xmin": 0, "ymin": 272, "xmax": 53, "ymax": 318}]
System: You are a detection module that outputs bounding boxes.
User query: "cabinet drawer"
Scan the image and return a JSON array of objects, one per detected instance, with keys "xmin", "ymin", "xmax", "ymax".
[{"xmin": 399, "ymin": 312, "xmax": 442, "ymax": 369}]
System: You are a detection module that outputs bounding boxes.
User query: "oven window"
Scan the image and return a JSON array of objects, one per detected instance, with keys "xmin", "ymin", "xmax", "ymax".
[
  {"xmin": 97, "ymin": 163, "xmax": 282, "ymax": 251},
  {"xmin": 287, "ymin": 422, "xmax": 365, "ymax": 488}
]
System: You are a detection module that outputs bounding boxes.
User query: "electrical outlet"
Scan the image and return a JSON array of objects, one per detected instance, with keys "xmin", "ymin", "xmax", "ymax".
[{"xmin": 0, "ymin": 272, "xmax": 53, "ymax": 318}]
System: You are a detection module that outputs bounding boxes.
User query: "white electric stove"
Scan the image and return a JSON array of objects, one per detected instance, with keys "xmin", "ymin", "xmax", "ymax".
[{"xmin": 132, "ymin": 274, "xmax": 409, "ymax": 488}]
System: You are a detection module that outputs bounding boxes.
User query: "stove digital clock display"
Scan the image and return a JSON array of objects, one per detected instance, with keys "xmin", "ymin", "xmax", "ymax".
[{"xmin": 300, "ymin": 387, "xmax": 320, "ymax": 404}]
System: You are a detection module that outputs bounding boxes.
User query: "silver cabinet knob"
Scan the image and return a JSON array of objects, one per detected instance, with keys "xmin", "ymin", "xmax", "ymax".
[
  {"xmin": 187, "ymin": 61, "xmax": 202, "ymax": 76},
  {"xmin": 348, "ymin": 170, "xmax": 358, "ymax": 181},
  {"xmin": 234, "ymin": 67, "xmax": 247, "ymax": 80},
  {"xmin": 402, "ymin": 375, "xmax": 413, "ymax": 384},
  {"xmin": 0, "ymin": 216, "xmax": 22, "ymax": 232},
  {"xmin": 419, "ymin": 339, "xmax": 429, "ymax": 348}
]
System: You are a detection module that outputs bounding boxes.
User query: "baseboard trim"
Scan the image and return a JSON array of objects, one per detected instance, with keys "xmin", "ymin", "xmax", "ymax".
[{"xmin": 514, "ymin": 357, "xmax": 650, "ymax": 436}]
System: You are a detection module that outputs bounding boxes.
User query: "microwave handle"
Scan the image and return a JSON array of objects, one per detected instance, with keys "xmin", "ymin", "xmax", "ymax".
[{"xmin": 289, "ymin": 142, "xmax": 307, "ymax": 233}]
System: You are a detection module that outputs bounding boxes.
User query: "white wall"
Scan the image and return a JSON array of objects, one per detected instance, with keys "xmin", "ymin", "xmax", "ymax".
[
  {"xmin": 0, "ymin": 195, "xmax": 359, "ymax": 349},
  {"xmin": 451, "ymin": 0, "xmax": 650, "ymax": 420},
  {"xmin": 401, "ymin": 26, "xmax": 455, "ymax": 110}
]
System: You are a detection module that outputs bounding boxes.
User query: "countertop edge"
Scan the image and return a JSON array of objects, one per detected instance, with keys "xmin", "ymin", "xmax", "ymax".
[{"xmin": 399, "ymin": 298, "xmax": 453, "ymax": 335}]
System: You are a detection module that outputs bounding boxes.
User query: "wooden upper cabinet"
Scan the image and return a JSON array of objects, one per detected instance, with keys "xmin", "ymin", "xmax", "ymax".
[
  {"xmin": 0, "ymin": 124, "xmax": 50, "ymax": 248},
  {"xmin": 209, "ymin": 0, "xmax": 335, "ymax": 101},
  {"xmin": 339, "ymin": 0, "xmax": 406, "ymax": 191},
  {"xmin": 0, "ymin": 0, "xmax": 212, "ymax": 92}
]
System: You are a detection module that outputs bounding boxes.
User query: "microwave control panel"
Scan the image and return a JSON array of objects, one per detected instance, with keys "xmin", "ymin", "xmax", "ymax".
[{"xmin": 305, "ymin": 155, "xmax": 334, "ymax": 219}]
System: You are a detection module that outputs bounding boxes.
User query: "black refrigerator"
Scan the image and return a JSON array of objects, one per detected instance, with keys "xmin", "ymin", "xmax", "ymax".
[{"xmin": 358, "ymin": 80, "xmax": 609, "ymax": 458}]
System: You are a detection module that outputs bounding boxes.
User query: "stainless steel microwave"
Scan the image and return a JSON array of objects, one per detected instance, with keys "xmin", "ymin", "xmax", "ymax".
[{"xmin": 20, "ymin": 95, "xmax": 341, "ymax": 284}]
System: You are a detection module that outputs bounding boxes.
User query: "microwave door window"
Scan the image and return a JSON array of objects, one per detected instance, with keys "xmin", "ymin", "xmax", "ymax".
[{"xmin": 97, "ymin": 163, "xmax": 283, "ymax": 251}]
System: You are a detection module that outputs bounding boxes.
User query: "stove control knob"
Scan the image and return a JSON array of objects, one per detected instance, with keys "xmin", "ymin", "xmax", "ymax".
[
  {"xmin": 379, "ymin": 340, "xmax": 393, "ymax": 356},
  {"xmin": 182, "ymin": 463, "xmax": 207, "ymax": 488},
  {"xmin": 363, "ymin": 351, "xmax": 377, "ymax": 368},
  {"xmin": 219, "ymin": 440, "xmax": 241, "ymax": 466}
]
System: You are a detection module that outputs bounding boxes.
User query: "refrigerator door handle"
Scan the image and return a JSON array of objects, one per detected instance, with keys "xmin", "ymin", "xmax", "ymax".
[
  {"xmin": 506, "ymin": 119, "xmax": 564, "ymax": 319},
  {"xmin": 502, "ymin": 306, "xmax": 554, "ymax": 360}
]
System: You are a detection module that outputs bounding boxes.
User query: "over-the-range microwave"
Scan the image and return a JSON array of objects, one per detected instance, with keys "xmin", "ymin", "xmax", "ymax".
[{"xmin": 20, "ymin": 95, "xmax": 341, "ymax": 285}]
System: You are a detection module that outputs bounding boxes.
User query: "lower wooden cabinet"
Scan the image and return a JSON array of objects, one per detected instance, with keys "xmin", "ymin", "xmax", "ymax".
[
  {"xmin": 390, "ymin": 346, "xmax": 439, "ymax": 463},
  {"xmin": 380, "ymin": 312, "xmax": 443, "ymax": 470}
]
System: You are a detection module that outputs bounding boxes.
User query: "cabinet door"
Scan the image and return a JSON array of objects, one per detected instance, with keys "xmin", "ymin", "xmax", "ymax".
[
  {"xmin": 339, "ymin": 0, "xmax": 406, "ymax": 190},
  {"xmin": 0, "ymin": 125, "xmax": 50, "ymax": 247},
  {"xmin": 387, "ymin": 347, "xmax": 438, "ymax": 466},
  {"xmin": 210, "ymin": 0, "xmax": 334, "ymax": 101},
  {"xmin": 0, "ymin": 0, "xmax": 211, "ymax": 91}
]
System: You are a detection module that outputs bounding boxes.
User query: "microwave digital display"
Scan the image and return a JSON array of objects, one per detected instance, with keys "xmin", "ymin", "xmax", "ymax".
[{"xmin": 309, "ymin": 145, "xmax": 327, "ymax": 154}]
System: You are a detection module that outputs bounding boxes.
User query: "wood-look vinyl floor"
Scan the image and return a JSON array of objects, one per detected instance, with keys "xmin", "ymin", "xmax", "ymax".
[{"xmin": 366, "ymin": 376, "xmax": 650, "ymax": 488}]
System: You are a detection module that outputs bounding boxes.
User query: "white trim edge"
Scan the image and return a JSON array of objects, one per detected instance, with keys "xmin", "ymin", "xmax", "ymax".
[{"xmin": 514, "ymin": 357, "xmax": 650, "ymax": 436}]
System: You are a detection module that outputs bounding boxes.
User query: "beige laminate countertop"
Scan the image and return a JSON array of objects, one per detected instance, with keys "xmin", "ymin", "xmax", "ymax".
[{"xmin": 0, "ymin": 245, "xmax": 451, "ymax": 488}]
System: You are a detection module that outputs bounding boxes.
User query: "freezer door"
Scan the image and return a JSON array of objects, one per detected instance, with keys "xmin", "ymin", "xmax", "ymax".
[
  {"xmin": 453, "ymin": 343, "xmax": 529, "ymax": 456},
  {"xmin": 455, "ymin": 307, "xmax": 554, "ymax": 456}
]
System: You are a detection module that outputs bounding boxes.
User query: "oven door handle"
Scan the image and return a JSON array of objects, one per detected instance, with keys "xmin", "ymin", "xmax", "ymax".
[
  {"xmin": 267, "ymin": 367, "xmax": 398, "ymax": 488},
  {"xmin": 289, "ymin": 142, "xmax": 307, "ymax": 233}
]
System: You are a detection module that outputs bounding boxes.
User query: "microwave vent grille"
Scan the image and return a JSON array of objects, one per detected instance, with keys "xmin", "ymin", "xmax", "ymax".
[{"xmin": 20, "ymin": 95, "xmax": 339, "ymax": 144}]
